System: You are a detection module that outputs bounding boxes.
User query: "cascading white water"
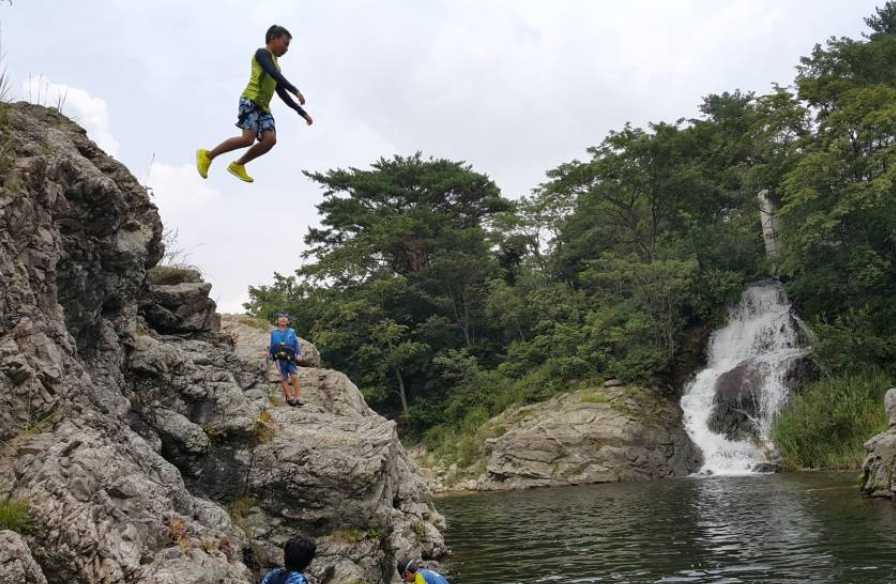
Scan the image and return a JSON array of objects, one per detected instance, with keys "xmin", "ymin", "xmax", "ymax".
[{"xmin": 680, "ymin": 281, "xmax": 808, "ymax": 475}]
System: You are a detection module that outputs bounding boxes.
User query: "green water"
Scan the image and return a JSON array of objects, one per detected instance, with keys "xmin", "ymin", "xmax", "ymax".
[{"xmin": 438, "ymin": 472, "xmax": 896, "ymax": 584}]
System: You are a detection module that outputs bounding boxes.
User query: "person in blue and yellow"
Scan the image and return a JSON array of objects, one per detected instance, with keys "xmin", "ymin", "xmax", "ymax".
[
  {"xmin": 196, "ymin": 24, "xmax": 313, "ymax": 183},
  {"xmin": 397, "ymin": 559, "xmax": 450, "ymax": 584},
  {"xmin": 270, "ymin": 313, "xmax": 304, "ymax": 407}
]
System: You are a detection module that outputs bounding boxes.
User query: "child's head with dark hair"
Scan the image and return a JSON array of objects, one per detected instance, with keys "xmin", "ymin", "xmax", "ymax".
[
  {"xmin": 284, "ymin": 535, "xmax": 316, "ymax": 572},
  {"xmin": 266, "ymin": 25, "xmax": 293, "ymax": 56},
  {"xmin": 397, "ymin": 558, "xmax": 418, "ymax": 582},
  {"xmin": 266, "ymin": 25, "xmax": 292, "ymax": 43}
]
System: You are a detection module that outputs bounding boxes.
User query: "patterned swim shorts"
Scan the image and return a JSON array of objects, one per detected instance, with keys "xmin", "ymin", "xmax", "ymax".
[
  {"xmin": 236, "ymin": 97, "xmax": 275, "ymax": 139},
  {"xmin": 276, "ymin": 359, "xmax": 298, "ymax": 380}
]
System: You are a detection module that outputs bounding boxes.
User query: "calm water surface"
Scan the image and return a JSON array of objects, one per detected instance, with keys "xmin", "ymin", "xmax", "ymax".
[{"xmin": 438, "ymin": 472, "xmax": 896, "ymax": 584}]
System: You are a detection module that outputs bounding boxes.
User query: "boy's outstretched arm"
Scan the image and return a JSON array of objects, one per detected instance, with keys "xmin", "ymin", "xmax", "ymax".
[
  {"xmin": 276, "ymin": 86, "xmax": 313, "ymax": 125},
  {"xmin": 255, "ymin": 49, "xmax": 302, "ymax": 100}
]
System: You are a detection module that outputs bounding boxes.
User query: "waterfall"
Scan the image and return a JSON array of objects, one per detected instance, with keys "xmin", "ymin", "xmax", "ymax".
[{"xmin": 680, "ymin": 281, "xmax": 809, "ymax": 475}]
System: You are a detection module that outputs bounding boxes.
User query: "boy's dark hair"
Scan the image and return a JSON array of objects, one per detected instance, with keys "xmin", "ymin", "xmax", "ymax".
[
  {"xmin": 284, "ymin": 535, "xmax": 316, "ymax": 572},
  {"xmin": 266, "ymin": 25, "xmax": 293, "ymax": 43},
  {"xmin": 397, "ymin": 558, "xmax": 418, "ymax": 576}
]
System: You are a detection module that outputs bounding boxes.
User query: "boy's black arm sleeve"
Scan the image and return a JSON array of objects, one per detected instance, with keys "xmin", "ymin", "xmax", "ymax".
[
  {"xmin": 276, "ymin": 85, "xmax": 308, "ymax": 117},
  {"xmin": 255, "ymin": 48, "xmax": 299, "ymax": 94}
]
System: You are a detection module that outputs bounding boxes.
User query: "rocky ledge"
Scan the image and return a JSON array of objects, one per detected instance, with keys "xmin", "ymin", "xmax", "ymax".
[{"xmin": 0, "ymin": 103, "xmax": 444, "ymax": 584}]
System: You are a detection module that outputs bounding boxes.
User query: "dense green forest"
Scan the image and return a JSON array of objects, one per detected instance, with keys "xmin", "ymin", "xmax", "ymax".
[{"xmin": 246, "ymin": 5, "xmax": 896, "ymax": 466}]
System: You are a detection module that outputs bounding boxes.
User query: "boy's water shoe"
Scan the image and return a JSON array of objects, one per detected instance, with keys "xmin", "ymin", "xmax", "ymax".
[
  {"xmin": 195, "ymin": 149, "xmax": 212, "ymax": 179},
  {"xmin": 227, "ymin": 162, "xmax": 254, "ymax": 183}
]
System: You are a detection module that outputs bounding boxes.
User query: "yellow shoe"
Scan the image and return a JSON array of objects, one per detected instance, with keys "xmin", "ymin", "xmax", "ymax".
[
  {"xmin": 227, "ymin": 162, "xmax": 254, "ymax": 183},
  {"xmin": 196, "ymin": 149, "xmax": 212, "ymax": 179}
]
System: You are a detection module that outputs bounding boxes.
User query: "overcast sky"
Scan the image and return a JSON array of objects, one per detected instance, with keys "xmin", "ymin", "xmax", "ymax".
[{"xmin": 3, "ymin": 1, "xmax": 881, "ymax": 312}]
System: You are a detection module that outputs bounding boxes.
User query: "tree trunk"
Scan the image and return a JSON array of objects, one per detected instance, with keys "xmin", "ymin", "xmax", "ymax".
[
  {"xmin": 462, "ymin": 293, "xmax": 473, "ymax": 348},
  {"xmin": 395, "ymin": 367, "xmax": 409, "ymax": 418},
  {"xmin": 757, "ymin": 189, "xmax": 781, "ymax": 268}
]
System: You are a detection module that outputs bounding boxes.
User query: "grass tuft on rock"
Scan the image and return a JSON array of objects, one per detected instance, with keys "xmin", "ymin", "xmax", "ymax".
[
  {"xmin": 148, "ymin": 265, "xmax": 202, "ymax": 286},
  {"xmin": 0, "ymin": 498, "xmax": 33, "ymax": 534}
]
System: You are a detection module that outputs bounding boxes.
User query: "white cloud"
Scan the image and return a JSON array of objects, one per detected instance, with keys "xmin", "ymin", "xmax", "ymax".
[
  {"xmin": 145, "ymin": 161, "xmax": 222, "ymax": 216},
  {"xmin": 22, "ymin": 76, "xmax": 121, "ymax": 157},
  {"xmin": 143, "ymin": 160, "xmax": 222, "ymax": 273}
]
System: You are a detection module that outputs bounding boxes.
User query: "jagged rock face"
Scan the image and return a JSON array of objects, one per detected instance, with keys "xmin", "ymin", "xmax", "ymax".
[
  {"xmin": 126, "ymin": 316, "xmax": 446, "ymax": 582},
  {"xmin": 862, "ymin": 388, "xmax": 896, "ymax": 499},
  {"xmin": 479, "ymin": 386, "xmax": 701, "ymax": 490},
  {"xmin": 0, "ymin": 103, "xmax": 445, "ymax": 583},
  {"xmin": 0, "ymin": 530, "xmax": 48, "ymax": 584},
  {"xmin": 0, "ymin": 103, "xmax": 161, "ymax": 443},
  {"xmin": 9, "ymin": 419, "xmax": 251, "ymax": 583},
  {"xmin": 0, "ymin": 103, "xmax": 249, "ymax": 583}
]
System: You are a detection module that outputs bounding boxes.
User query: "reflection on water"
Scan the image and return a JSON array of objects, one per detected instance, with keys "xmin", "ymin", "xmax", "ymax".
[{"xmin": 439, "ymin": 473, "xmax": 896, "ymax": 584}]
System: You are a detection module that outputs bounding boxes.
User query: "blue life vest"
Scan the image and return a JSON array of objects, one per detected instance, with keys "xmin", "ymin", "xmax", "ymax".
[
  {"xmin": 417, "ymin": 569, "xmax": 450, "ymax": 584},
  {"xmin": 271, "ymin": 328, "xmax": 301, "ymax": 362}
]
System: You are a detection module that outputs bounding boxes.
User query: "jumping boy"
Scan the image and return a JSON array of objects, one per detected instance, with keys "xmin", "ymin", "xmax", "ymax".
[{"xmin": 196, "ymin": 25, "xmax": 313, "ymax": 183}]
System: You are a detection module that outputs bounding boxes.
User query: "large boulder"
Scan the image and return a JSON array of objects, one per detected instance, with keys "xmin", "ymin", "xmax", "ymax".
[
  {"xmin": 142, "ymin": 267, "xmax": 221, "ymax": 334},
  {"xmin": 707, "ymin": 359, "xmax": 766, "ymax": 441},
  {"xmin": 706, "ymin": 352, "xmax": 817, "ymax": 443},
  {"xmin": 477, "ymin": 385, "xmax": 701, "ymax": 490}
]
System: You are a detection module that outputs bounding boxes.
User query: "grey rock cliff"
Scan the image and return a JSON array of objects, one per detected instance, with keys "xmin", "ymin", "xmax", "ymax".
[
  {"xmin": 0, "ymin": 103, "xmax": 444, "ymax": 584},
  {"xmin": 127, "ymin": 316, "xmax": 447, "ymax": 583},
  {"xmin": 862, "ymin": 388, "xmax": 896, "ymax": 499}
]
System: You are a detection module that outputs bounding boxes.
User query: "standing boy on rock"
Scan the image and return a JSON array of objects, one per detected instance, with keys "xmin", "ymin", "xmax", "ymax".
[
  {"xmin": 270, "ymin": 313, "xmax": 303, "ymax": 407},
  {"xmin": 196, "ymin": 24, "xmax": 313, "ymax": 183}
]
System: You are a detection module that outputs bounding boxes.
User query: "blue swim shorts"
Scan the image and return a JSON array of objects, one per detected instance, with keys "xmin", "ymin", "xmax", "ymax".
[
  {"xmin": 277, "ymin": 359, "xmax": 298, "ymax": 380},
  {"xmin": 236, "ymin": 97, "xmax": 275, "ymax": 139}
]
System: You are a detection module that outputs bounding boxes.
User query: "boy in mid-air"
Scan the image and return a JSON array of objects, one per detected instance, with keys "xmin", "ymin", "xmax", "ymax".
[{"xmin": 196, "ymin": 25, "xmax": 313, "ymax": 183}]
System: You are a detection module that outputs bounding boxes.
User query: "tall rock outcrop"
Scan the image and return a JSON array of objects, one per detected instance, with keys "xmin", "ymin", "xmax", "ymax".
[
  {"xmin": 861, "ymin": 388, "xmax": 896, "ymax": 499},
  {"xmin": 0, "ymin": 103, "xmax": 444, "ymax": 584}
]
